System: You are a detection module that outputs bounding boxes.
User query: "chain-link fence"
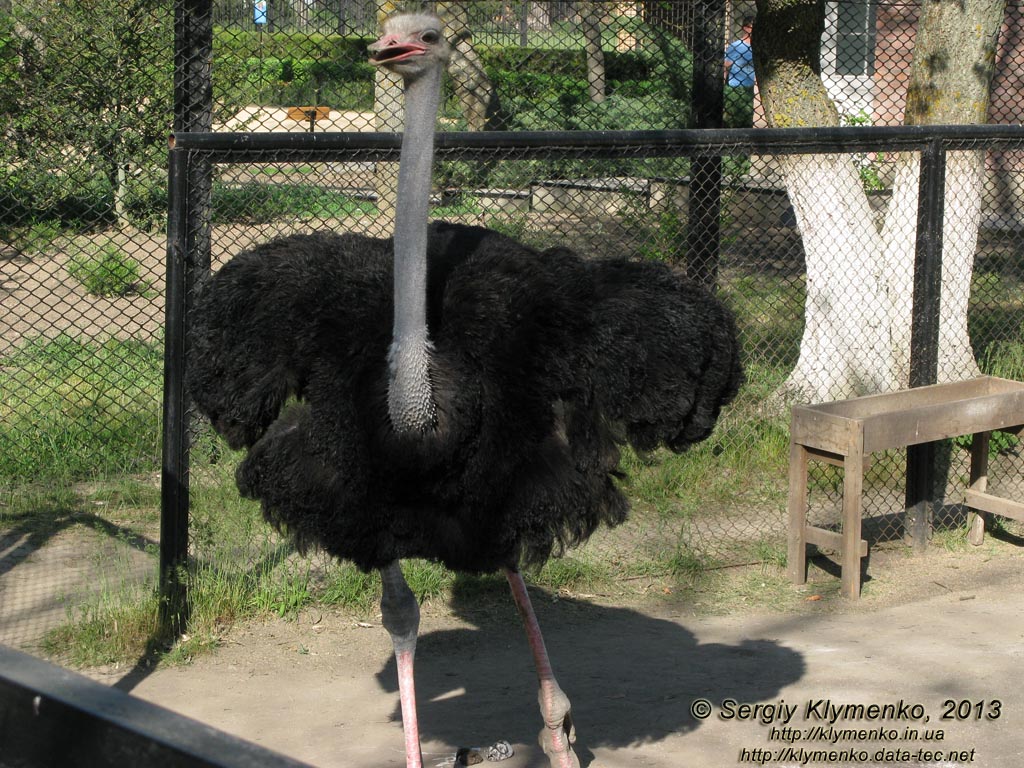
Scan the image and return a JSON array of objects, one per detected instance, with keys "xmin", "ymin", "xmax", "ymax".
[{"xmin": 3, "ymin": 1, "xmax": 1024, "ymax": 658}]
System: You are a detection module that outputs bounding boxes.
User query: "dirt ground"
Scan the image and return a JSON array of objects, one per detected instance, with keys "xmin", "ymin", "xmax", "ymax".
[{"xmin": 92, "ymin": 543, "xmax": 1024, "ymax": 768}]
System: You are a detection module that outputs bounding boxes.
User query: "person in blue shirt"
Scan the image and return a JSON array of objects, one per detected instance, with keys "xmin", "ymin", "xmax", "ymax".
[{"xmin": 724, "ymin": 17, "xmax": 755, "ymax": 127}]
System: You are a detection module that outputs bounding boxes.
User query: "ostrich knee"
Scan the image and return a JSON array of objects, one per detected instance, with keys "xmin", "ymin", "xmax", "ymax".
[
  {"xmin": 381, "ymin": 561, "xmax": 420, "ymax": 645},
  {"xmin": 381, "ymin": 561, "xmax": 423, "ymax": 768}
]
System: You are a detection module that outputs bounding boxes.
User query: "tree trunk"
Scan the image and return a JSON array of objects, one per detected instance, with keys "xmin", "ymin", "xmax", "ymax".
[
  {"xmin": 373, "ymin": 0, "xmax": 401, "ymax": 231},
  {"xmin": 686, "ymin": 0, "xmax": 726, "ymax": 287},
  {"xmin": 899, "ymin": 0, "xmax": 1006, "ymax": 384},
  {"xmin": 581, "ymin": 3, "xmax": 606, "ymax": 103},
  {"xmin": 755, "ymin": 0, "xmax": 892, "ymax": 402},
  {"xmin": 437, "ymin": 3, "xmax": 501, "ymax": 131},
  {"xmin": 755, "ymin": 0, "xmax": 1006, "ymax": 404}
]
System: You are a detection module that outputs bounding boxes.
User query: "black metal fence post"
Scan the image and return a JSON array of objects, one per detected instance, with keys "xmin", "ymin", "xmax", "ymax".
[
  {"xmin": 160, "ymin": 146, "xmax": 191, "ymax": 637},
  {"xmin": 159, "ymin": 0, "xmax": 213, "ymax": 637},
  {"xmin": 905, "ymin": 138, "xmax": 946, "ymax": 551},
  {"xmin": 686, "ymin": 0, "xmax": 725, "ymax": 288}
]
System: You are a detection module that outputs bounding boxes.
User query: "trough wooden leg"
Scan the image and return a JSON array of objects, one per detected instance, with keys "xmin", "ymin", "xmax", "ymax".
[
  {"xmin": 787, "ymin": 441, "xmax": 810, "ymax": 585},
  {"xmin": 841, "ymin": 450, "xmax": 864, "ymax": 599},
  {"xmin": 967, "ymin": 431, "xmax": 990, "ymax": 546}
]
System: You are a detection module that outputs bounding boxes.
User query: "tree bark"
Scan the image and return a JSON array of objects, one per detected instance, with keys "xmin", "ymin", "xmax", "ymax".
[
  {"xmin": 898, "ymin": 0, "xmax": 1006, "ymax": 384},
  {"xmin": 373, "ymin": 0, "xmax": 401, "ymax": 231},
  {"xmin": 755, "ymin": 0, "xmax": 893, "ymax": 402},
  {"xmin": 581, "ymin": 3, "xmax": 606, "ymax": 103},
  {"xmin": 437, "ymin": 3, "xmax": 501, "ymax": 131}
]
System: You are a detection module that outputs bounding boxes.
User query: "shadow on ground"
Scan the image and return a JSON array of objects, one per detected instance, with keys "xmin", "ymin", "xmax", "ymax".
[{"xmin": 375, "ymin": 577, "xmax": 805, "ymax": 766}]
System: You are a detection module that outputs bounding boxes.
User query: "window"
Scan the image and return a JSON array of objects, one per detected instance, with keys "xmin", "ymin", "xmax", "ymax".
[{"xmin": 835, "ymin": 0, "xmax": 877, "ymax": 76}]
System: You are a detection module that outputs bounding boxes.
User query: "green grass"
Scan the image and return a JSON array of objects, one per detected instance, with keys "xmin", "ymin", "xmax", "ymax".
[
  {"xmin": 212, "ymin": 182, "xmax": 376, "ymax": 224},
  {"xmin": 0, "ymin": 335, "xmax": 163, "ymax": 485},
  {"xmin": 41, "ymin": 585, "xmax": 161, "ymax": 668},
  {"xmin": 4, "ymin": 476, "xmax": 162, "ymax": 666}
]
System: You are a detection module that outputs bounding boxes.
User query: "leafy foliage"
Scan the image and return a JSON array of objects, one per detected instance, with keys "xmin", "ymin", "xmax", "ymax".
[{"xmin": 0, "ymin": 0, "xmax": 173, "ymax": 231}]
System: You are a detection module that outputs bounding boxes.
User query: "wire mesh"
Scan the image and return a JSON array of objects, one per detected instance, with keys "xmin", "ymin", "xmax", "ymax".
[{"xmin": 1, "ymin": 0, "xmax": 1023, "ymax": 660}]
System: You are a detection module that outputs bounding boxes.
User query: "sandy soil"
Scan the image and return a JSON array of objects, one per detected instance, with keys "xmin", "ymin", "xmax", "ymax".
[{"xmin": 95, "ymin": 544, "xmax": 1024, "ymax": 768}]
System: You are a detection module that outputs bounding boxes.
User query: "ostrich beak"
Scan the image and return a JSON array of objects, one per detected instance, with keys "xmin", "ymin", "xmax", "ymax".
[{"xmin": 368, "ymin": 35, "xmax": 428, "ymax": 65}]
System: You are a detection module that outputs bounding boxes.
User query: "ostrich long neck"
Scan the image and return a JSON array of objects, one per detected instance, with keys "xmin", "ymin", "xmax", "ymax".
[{"xmin": 387, "ymin": 63, "xmax": 442, "ymax": 433}]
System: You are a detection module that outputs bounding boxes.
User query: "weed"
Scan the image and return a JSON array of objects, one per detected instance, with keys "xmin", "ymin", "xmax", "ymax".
[
  {"xmin": 66, "ymin": 242, "xmax": 150, "ymax": 297},
  {"xmin": 320, "ymin": 565, "xmax": 379, "ymax": 613},
  {"xmin": 42, "ymin": 588, "xmax": 161, "ymax": 667}
]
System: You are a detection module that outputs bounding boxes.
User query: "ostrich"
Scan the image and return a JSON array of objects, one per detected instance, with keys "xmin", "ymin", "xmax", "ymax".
[{"xmin": 187, "ymin": 11, "xmax": 743, "ymax": 768}]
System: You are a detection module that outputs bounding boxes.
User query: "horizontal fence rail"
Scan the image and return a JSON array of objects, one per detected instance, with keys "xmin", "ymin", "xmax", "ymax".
[{"xmin": 171, "ymin": 124, "xmax": 1024, "ymax": 159}]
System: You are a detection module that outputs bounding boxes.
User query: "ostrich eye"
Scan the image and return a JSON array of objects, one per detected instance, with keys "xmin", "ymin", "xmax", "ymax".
[{"xmin": 421, "ymin": 29, "xmax": 440, "ymax": 44}]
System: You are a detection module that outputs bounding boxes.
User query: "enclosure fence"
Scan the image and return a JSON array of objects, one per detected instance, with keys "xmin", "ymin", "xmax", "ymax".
[
  {"xmin": 1, "ymin": 0, "xmax": 1023, "ymax": 658},
  {"xmin": 160, "ymin": 124, "xmax": 1024, "ymax": 629}
]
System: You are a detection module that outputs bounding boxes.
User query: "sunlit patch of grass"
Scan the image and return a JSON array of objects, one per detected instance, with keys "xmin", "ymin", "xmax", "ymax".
[
  {"xmin": 42, "ymin": 588, "xmax": 162, "ymax": 667},
  {"xmin": 529, "ymin": 555, "xmax": 611, "ymax": 592},
  {"xmin": 0, "ymin": 334, "xmax": 162, "ymax": 484}
]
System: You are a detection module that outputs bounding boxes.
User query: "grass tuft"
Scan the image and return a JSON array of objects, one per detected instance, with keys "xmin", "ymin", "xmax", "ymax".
[{"xmin": 66, "ymin": 242, "xmax": 150, "ymax": 297}]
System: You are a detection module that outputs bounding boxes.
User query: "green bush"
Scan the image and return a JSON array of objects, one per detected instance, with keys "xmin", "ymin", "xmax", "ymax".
[
  {"xmin": 214, "ymin": 28, "xmax": 374, "ymax": 109},
  {"xmin": 66, "ymin": 243, "xmax": 148, "ymax": 297}
]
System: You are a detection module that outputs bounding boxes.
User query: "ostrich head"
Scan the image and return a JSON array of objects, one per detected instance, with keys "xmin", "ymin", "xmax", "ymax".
[
  {"xmin": 368, "ymin": 12, "xmax": 451, "ymax": 78},
  {"xmin": 368, "ymin": 12, "xmax": 450, "ymax": 435}
]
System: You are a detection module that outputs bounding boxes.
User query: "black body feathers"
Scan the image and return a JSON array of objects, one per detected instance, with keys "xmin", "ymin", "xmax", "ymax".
[{"xmin": 187, "ymin": 223, "xmax": 743, "ymax": 573}]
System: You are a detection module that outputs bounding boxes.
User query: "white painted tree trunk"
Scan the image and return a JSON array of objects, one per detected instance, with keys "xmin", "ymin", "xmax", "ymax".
[
  {"xmin": 780, "ymin": 154, "xmax": 896, "ymax": 402},
  {"xmin": 782, "ymin": 149, "xmax": 985, "ymax": 404},
  {"xmin": 879, "ymin": 151, "xmax": 985, "ymax": 386},
  {"xmin": 755, "ymin": 0, "xmax": 1003, "ymax": 405},
  {"xmin": 935, "ymin": 152, "xmax": 985, "ymax": 383}
]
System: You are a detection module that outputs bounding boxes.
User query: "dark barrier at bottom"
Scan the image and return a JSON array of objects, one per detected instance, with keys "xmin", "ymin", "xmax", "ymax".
[{"xmin": 0, "ymin": 645, "xmax": 310, "ymax": 768}]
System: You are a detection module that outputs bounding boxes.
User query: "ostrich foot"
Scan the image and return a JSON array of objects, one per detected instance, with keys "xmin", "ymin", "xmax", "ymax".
[
  {"xmin": 536, "ymin": 682, "xmax": 580, "ymax": 768},
  {"xmin": 505, "ymin": 568, "xmax": 581, "ymax": 768}
]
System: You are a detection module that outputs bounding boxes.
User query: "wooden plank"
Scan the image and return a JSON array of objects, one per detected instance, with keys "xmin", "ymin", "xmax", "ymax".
[
  {"xmin": 286, "ymin": 106, "xmax": 330, "ymax": 122},
  {"xmin": 787, "ymin": 442, "xmax": 810, "ymax": 585},
  {"xmin": 804, "ymin": 525, "xmax": 868, "ymax": 557},
  {"xmin": 805, "ymin": 447, "xmax": 872, "ymax": 470},
  {"xmin": 965, "ymin": 489, "xmax": 1024, "ymax": 521},
  {"xmin": 862, "ymin": 390, "xmax": 1024, "ymax": 452},
  {"xmin": 967, "ymin": 431, "xmax": 990, "ymax": 546},
  {"xmin": 790, "ymin": 407, "xmax": 860, "ymax": 455},
  {"xmin": 841, "ymin": 449, "xmax": 866, "ymax": 598},
  {"xmin": 808, "ymin": 377, "xmax": 1022, "ymax": 419},
  {"xmin": 792, "ymin": 378, "xmax": 1024, "ymax": 454}
]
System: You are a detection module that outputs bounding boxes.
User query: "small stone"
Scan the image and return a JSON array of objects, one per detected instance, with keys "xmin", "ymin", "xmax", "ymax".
[
  {"xmin": 455, "ymin": 747, "xmax": 483, "ymax": 766},
  {"xmin": 486, "ymin": 740, "xmax": 514, "ymax": 761}
]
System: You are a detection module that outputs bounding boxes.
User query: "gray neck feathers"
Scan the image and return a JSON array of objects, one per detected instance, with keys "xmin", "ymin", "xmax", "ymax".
[{"xmin": 387, "ymin": 65, "xmax": 442, "ymax": 434}]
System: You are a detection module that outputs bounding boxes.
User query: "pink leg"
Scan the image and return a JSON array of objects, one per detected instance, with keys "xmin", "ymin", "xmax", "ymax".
[
  {"xmin": 394, "ymin": 647, "xmax": 422, "ymax": 768},
  {"xmin": 505, "ymin": 567, "xmax": 580, "ymax": 768},
  {"xmin": 381, "ymin": 562, "xmax": 423, "ymax": 768}
]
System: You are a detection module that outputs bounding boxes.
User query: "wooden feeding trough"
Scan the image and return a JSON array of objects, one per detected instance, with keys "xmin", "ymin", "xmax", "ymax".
[{"xmin": 788, "ymin": 376, "xmax": 1024, "ymax": 598}]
